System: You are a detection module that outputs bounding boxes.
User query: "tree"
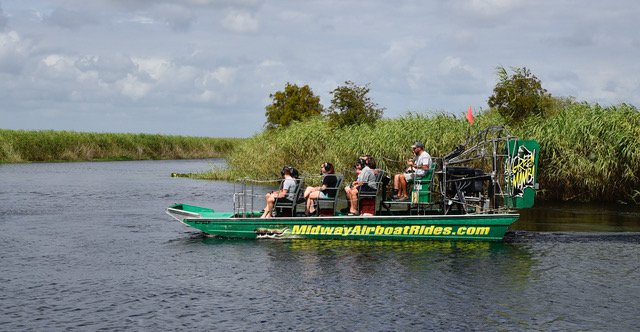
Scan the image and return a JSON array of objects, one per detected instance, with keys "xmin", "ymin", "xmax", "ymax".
[
  {"xmin": 326, "ymin": 81, "xmax": 385, "ymax": 127},
  {"xmin": 488, "ymin": 66, "xmax": 553, "ymax": 125},
  {"xmin": 264, "ymin": 83, "xmax": 324, "ymax": 130}
]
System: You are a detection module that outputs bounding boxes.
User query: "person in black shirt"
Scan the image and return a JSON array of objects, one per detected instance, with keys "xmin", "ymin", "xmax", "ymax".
[{"xmin": 302, "ymin": 162, "xmax": 338, "ymax": 216}]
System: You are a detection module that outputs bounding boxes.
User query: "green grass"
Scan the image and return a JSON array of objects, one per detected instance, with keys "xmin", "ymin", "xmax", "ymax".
[
  {"xmin": 0, "ymin": 130, "xmax": 241, "ymax": 162},
  {"xmin": 203, "ymin": 103, "xmax": 640, "ymax": 203}
]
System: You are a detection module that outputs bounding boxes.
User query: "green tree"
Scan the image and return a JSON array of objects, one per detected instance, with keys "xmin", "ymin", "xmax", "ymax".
[
  {"xmin": 326, "ymin": 81, "xmax": 385, "ymax": 127},
  {"xmin": 488, "ymin": 66, "xmax": 554, "ymax": 125},
  {"xmin": 264, "ymin": 82, "xmax": 324, "ymax": 130}
]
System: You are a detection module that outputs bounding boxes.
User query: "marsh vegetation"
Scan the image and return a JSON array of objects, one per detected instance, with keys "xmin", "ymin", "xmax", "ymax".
[
  {"xmin": 200, "ymin": 103, "xmax": 640, "ymax": 203},
  {"xmin": 0, "ymin": 130, "xmax": 240, "ymax": 162}
]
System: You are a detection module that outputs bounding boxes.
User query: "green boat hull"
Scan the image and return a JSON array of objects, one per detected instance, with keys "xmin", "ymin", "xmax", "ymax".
[{"xmin": 166, "ymin": 204, "xmax": 518, "ymax": 241}]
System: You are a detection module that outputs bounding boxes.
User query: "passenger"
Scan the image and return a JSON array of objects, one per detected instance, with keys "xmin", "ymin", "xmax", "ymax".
[
  {"xmin": 261, "ymin": 166, "xmax": 297, "ymax": 218},
  {"xmin": 367, "ymin": 156, "xmax": 378, "ymax": 175},
  {"xmin": 346, "ymin": 157, "xmax": 377, "ymax": 215},
  {"xmin": 393, "ymin": 142, "xmax": 432, "ymax": 201},
  {"xmin": 302, "ymin": 162, "xmax": 338, "ymax": 216},
  {"xmin": 341, "ymin": 155, "xmax": 369, "ymax": 214}
]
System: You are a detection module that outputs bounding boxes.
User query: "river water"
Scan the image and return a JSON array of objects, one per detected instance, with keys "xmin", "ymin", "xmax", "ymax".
[{"xmin": 1, "ymin": 159, "xmax": 639, "ymax": 331}]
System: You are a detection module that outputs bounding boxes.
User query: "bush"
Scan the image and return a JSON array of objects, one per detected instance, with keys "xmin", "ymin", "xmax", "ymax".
[
  {"xmin": 488, "ymin": 66, "xmax": 556, "ymax": 125},
  {"xmin": 325, "ymin": 81, "xmax": 385, "ymax": 128},
  {"xmin": 264, "ymin": 83, "xmax": 323, "ymax": 130}
]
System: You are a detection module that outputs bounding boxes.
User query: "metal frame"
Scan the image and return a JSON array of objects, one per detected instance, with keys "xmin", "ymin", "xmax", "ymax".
[{"xmin": 437, "ymin": 125, "xmax": 519, "ymax": 214}]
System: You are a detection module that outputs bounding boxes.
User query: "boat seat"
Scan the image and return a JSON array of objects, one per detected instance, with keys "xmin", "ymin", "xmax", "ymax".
[
  {"xmin": 314, "ymin": 174, "xmax": 343, "ymax": 216},
  {"xmin": 273, "ymin": 177, "xmax": 305, "ymax": 217},
  {"xmin": 381, "ymin": 163, "xmax": 437, "ymax": 215},
  {"xmin": 409, "ymin": 162, "xmax": 437, "ymax": 203}
]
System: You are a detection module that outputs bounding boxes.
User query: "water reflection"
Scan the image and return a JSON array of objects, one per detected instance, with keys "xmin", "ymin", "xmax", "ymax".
[
  {"xmin": 515, "ymin": 200, "xmax": 640, "ymax": 232},
  {"xmin": 220, "ymin": 238, "xmax": 544, "ymax": 330}
]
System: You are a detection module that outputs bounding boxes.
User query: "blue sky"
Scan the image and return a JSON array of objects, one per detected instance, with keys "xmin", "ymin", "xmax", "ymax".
[{"xmin": 1, "ymin": 0, "xmax": 638, "ymax": 137}]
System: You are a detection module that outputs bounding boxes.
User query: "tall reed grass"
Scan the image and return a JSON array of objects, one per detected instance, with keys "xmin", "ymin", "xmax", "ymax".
[
  {"xmin": 207, "ymin": 103, "xmax": 640, "ymax": 203},
  {"xmin": 0, "ymin": 130, "xmax": 241, "ymax": 162},
  {"xmin": 524, "ymin": 103, "xmax": 640, "ymax": 202},
  {"xmin": 205, "ymin": 111, "xmax": 498, "ymax": 182}
]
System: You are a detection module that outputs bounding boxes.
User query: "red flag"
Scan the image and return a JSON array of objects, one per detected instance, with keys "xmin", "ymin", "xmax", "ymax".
[{"xmin": 466, "ymin": 106, "xmax": 473, "ymax": 124}]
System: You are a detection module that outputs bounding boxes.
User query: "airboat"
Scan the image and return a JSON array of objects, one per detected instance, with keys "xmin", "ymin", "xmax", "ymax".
[{"xmin": 166, "ymin": 126, "xmax": 539, "ymax": 241}]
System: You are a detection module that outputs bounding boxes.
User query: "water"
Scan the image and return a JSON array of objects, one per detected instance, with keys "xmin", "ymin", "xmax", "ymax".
[{"xmin": 1, "ymin": 160, "xmax": 639, "ymax": 331}]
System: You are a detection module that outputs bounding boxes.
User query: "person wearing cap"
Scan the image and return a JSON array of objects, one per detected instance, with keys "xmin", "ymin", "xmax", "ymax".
[{"xmin": 392, "ymin": 142, "xmax": 432, "ymax": 201}]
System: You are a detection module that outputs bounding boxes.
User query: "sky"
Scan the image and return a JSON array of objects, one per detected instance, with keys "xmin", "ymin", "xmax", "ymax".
[{"xmin": 0, "ymin": 0, "xmax": 639, "ymax": 138}]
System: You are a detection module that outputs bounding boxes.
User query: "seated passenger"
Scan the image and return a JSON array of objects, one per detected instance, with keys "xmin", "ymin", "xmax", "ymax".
[
  {"xmin": 368, "ymin": 156, "xmax": 378, "ymax": 176},
  {"xmin": 302, "ymin": 162, "xmax": 338, "ymax": 216},
  {"xmin": 346, "ymin": 157, "xmax": 377, "ymax": 215},
  {"xmin": 393, "ymin": 142, "xmax": 432, "ymax": 201},
  {"xmin": 341, "ymin": 155, "xmax": 369, "ymax": 213},
  {"xmin": 261, "ymin": 166, "xmax": 297, "ymax": 218}
]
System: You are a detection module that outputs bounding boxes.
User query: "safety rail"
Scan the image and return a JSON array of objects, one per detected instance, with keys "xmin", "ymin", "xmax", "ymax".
[{"xmin": 233, "ymin": 177, "xmax": 281, "ymax": 218}]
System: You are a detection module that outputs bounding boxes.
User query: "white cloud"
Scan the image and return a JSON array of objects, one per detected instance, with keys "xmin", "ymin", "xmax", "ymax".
[
  {"xmin": 206, "ymin": 66, "xmax": 237, "ymax": 85},
  {"xmin": 40, "ymin": 54, "xmax": 79, "ymax": 80},
  {"xmin": 75, "ymin": 54, "xmax": 137, "ymax": 84},
  {"xmin": 124, "ymin": 15, "xmax": 155, "ymax": 25},
  {"xmin": 451, "ymin": 0, "xmax": 525, "ymax": 19},
  {"xmin": 383, "ymin": 38, "xmax": 428, "ymax": 67},
  {"xmin": 132, "ymin": 57, "xmax": 170, "ymax": 81},
  {"xmin": 119, "ymin": 73, "xmax": 153, "ymax": 100},
  {"xmin": 43, "ymin": 7, "xmax": 99, "ymax": 30},
  {"xmin": 0, "ymin": 31, "xmax": 31, "ymax": 74},
  {"xmin": 0, "ymin": 5, "xmax": 9, "ymax": 31},
  {"xmin": 221, "ymin": 10, "xmax": 259, "ymax": 33},
  {"xmin": 260, "ymin": 60, "xmax": 283, "ymax": 68},
  {"xmin": 439, "ymin": 56, "xmax": 478, "ymax": 79},
  {"xmin": 154, "ymin": 4, "xmax": 196, "ymax": 32}
]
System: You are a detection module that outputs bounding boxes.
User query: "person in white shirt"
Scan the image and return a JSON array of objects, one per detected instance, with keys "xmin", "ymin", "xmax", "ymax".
[{"xmin": 393, "ymin": 142, "xmax": 432, "ymax": 201}]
